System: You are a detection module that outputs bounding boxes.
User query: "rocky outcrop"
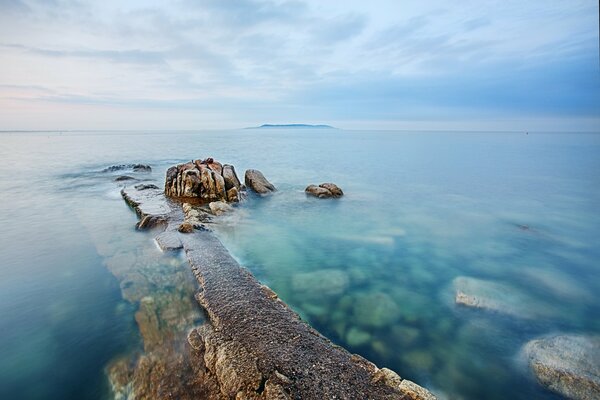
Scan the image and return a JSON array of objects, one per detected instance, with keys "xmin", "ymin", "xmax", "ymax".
[
  {"xmin": 245, "ymin": 169, "xmax": 276, "ymax": 195},
  {"xmin": 165, "ymin": 158, "xmax": 241, "ymax": 202},
  {"xmin": 305, "ymin": 183, "xmax": 343, "ymax": 198},
  {"xmin": 103, "ymin": 163, "xmax": 152, "ymax": 172},
  {"xmin": 523, "ymin": 335, "xmax": 600, "ymax": 400},
  {"xmin": 118, "ymin": 183, "xmax": 436, "ymax": 400}
]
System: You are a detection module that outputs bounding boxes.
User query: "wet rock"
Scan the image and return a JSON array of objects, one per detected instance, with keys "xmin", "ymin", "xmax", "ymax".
[
  {"xmin": 226, "ymin": 187, "xmax": 240, "ymax": 203},
  {"xmin": 133, "ymin": 164, "xmax": 152, "ymax": 172},
  {"xmin": 222, "ymin": 164, "xmax": 242, "ymax": 190},
  {"xmin": 453, "ymin": 276, "xmax": 555, "ymax": 319},
  {"xmin": 209, "ymin": 201, "xmax": 233, "ymax": 216},
  {"xmin": 134, "ymin": 183, "xmax": 159, "ymax": 190},
  {"xmin": 399, "ymin": 380, "xmax": 438, "ymax": 400},
  {"xmin": 115, "ymin": 175, "xmax": 136, "ymax": 181},
  {"xmin": 523, "ymin": 334, "xmax": 600, "ymax": 400},
  {"xmin": 305, "ymin": 183, "xmax": 343, "ymax": 198},
  {"xmin": 245, "ymin": 169, "xmax": 276, "ymax": 195},
  {"xmin": 372, "ymin": 368, "xmax": 403, "ymax": 389},
  {"xmin": 291, "ymin": 269, "xmax": 349, "ymax": 299},
  {"xmin": 321, "ymin": 182, "xmax": 343, "ymax": 196},
  {"xmin": 305, "ymin": 185, "xmax": 331, "ymax": 198},
  {"xmin": 165, "ymin": 158, "xmax": 227, "ymax": 201},
  {"xmin": 103, "ymin": 163, "xmax": 151, "ymax": 173},
  {"xmin": 155, "ymin": 231, "xmax": 183, "ymax": 251},
  {"xmin": 182, "ymin": 203, "xmax": 213, "ymax": 225},
  {"xmin": 136, "ymin": 215, "xmax": 168, "ymax": 230},
  {"xmin": 178, "ymin": 222, "xmax": 194, "ymax": 233},
  {"xmin": 352, "ymin": 292, "xmax": 400, "ymax": 328}
]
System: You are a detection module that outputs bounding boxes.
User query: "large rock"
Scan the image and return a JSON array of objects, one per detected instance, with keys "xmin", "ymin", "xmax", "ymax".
[
  {"xmin": 245, "ymin": 169, "xmax": 276, "ymax": 195},
  {"xmin": 305, "ymin": 183, "xmax": 343, "ymax": 198},
  {"xmin": 523, "ymin": 335, "xmax": 600, "ymax": 400},
  {"xmin": 165, "ymin": 158, "xmax": 242, "ymax": 202}
]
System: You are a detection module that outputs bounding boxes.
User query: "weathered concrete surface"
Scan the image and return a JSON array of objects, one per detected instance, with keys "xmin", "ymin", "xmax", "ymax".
[{"xmin": 120, "ymin": 184, "xmax": 436, "ymax": 400}]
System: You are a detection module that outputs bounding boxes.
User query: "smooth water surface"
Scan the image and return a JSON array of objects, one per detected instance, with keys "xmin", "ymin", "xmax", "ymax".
[{"xmin": 0, "ymin": 130, "xmax": 599, "ymax": 399}]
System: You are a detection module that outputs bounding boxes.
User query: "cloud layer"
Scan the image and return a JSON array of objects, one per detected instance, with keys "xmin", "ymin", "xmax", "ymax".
[{"xmin": 0, "ymin": 0, "xmax": 598, "ymax": 130}]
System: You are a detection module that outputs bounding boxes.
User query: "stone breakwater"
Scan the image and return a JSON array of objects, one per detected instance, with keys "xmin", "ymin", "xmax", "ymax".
[{"xmin": 114, "ymin": 161, "xmax": 436, "ymax": 399}]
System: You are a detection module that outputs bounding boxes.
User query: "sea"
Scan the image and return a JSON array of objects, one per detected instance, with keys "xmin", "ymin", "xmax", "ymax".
[{"xmin": 0, "ymin": 129, "xmax": 598, "ymax": 399}]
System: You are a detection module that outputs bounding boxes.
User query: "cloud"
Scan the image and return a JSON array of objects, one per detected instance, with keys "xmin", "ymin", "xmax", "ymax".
[{"xmin": 0, "ymin": 0, "xmax": 598, "ymax": 130}]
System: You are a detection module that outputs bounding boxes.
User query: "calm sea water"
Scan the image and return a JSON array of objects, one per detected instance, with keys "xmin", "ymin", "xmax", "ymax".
[{"xmin": 0, "ymin": 130, "xmax": 599, "ymax": 399}]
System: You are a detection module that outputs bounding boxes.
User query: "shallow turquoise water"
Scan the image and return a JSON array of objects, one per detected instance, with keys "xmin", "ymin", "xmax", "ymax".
[{"xmin": 0, "ymin": 130, "xmax": 599, "ymax": 399}]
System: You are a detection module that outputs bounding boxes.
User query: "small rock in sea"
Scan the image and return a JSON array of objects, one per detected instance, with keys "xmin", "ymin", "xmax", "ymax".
[
  {"xmin": 209, "ymin": 201, "xmax": 233, "ymax": 216},
  {"xmin": 115, "ymin": 175, "xmax": 136, "ymax": 181},
  {"xmin": 523, "ymin": 334, "xmax": 600, "ymax": 400},
  {"xmin": 135, "ymin": 183, "xmax": 159, "ymax": 190},
  {"xmin": 305, "ymin": 183, "xmax": 343, "ymax": 198},
  {"xmin": 178, "ymin": 222, "xmax": 194, "ymax": 233},
  {"xmin": 132, "ymin": 164, "xmax": 152, "ymax": 172},
  {"xmin": 245, "ymin": 169, "xmax": 276, "ymax": 195}
]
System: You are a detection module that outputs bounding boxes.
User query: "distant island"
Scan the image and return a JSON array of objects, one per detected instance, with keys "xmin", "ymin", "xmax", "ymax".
[{"xmin": 246, "ymin": 124, "xmax": 336, "ymax": 129}]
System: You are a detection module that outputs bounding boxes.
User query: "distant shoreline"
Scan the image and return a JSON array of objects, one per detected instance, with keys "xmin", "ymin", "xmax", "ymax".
[{"xmin": 245, "ymin": 123, "xmax": 336, "ymax": 129}]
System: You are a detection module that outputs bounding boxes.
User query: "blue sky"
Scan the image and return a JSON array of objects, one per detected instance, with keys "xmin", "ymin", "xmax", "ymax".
[{"xmin": 0, "ymin": 0, "xmax": 598, "ymax": 131}]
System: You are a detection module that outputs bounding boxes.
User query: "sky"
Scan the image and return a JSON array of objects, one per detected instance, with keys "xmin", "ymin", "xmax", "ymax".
[{"xmin": 0, "ymin": 0, "xmax": 599, "ymax": 131}]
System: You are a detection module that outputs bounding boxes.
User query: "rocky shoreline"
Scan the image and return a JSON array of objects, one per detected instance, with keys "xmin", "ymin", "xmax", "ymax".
[{"xmin": 112, "ymin": 161, "xmax": 437, "ymax": 399}]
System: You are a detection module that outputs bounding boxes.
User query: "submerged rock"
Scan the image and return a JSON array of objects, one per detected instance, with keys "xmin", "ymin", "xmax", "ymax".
[
  {"xmin": 291, "ymin": 269, "xmax": 349, "ymax": 299},
  {"xmin": 453, "ymin": 276, "xmax": 555, "ymax": 319},
  {"xmin": 346, "ymin": 327, "xmax": 372, "ymax": 347},
  {"xmin": 305, "ymin": 182, "xmax": 343, "ymax": 198},
  {"xmin": 245, "ymin": 169, "xmax": 276, "ymax": 195},
  {"xmin": 352, "ymin": 292, "xmax": 401, "ymax": 328},
  {"xmin": 523, "ymin": 334, "xmax": 600, "ymax": 400}
]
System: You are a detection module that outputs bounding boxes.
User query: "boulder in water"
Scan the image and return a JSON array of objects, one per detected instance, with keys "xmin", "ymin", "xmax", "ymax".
[
  {"xmin": 245, "ymin": 169, "xmax": 276, "ymax": 195},
  {"xmin": 305, "ymin": 182, "xmax": 343, "ymax": 198},
  {"xmin": 523, "ymin": 334, "xmax": 600, "ymax": 400},
  {"xmin": 209, "ymin": 201, "xmax": 233, "ymax": 216}
]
